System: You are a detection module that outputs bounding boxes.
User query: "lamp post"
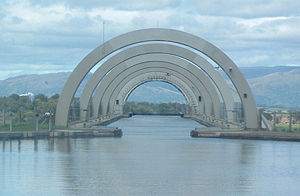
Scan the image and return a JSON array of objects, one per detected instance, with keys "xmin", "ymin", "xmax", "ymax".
[
  {"xmin": 35, "ymin": 113, "xmax": 39, "ymax": 132},
  {"xmin": 82, "ymin": 109, "xmax": 88, "ymax": 127},
  {"xmin": 45, "ymin": 112, "xmax": 53, "ymax": 131}
]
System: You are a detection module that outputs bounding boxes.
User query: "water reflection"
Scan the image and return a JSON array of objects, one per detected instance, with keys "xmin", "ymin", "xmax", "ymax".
[
  {"xmin": 18, "ymin": 140, "xmax": 21, "ymax": 152},
  {"xmin": 239, "ymin": 143, "xmax": 256, "ymax": 165},
  {"xmin": 48, "ymin": 138, "xmax": 55, "ymax": 152},
  {"xmin": 55, "ymin": 138, "xmax": 72, "ymax": 153},
  {"xmin": 34, "ymin": 139, "xmax": 38, "ymax": 152},
  {"xmin": 2, "ymin": 140, "xmax": 5, "ymax": 152},
  {"xmin": 236, "ymin": 143, "xmax": 257, "ymax": 193},
  {"xmin": 1, "ymin": 116, "xmax": 300, "ymax": 196}
]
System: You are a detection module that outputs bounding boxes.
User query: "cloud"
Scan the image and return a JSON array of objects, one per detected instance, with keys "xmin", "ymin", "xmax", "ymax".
[
  {"xmin": 0, "ymin": 0, "xmax": 300, "ymax": 80},
  {"xmin": 28, "ymin": 0, "xmax": 181, "ymax": 10},
  {"xmin": 0, "ymin": 63, "xmax": 73, "ymax": 81},
  {"xmin": 239, "ymin": 55, "xmax": 269, "ymax": 65},
  {"xmin": 185, "ymin": 0, "xmax": 300, "ymax": 18}
]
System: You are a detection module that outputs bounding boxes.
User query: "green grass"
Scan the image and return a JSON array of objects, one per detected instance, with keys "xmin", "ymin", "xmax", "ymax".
[
  {"xmin": 0, "ymin": 122, "xmax": 67, "ymax": 132},
  {"xmin": 0, "ymin": 123, "xmax": 50, "ymax": 132},
  {"xmin": 274, "ymin": 123, "xmax": 300, "ymax": 132}
]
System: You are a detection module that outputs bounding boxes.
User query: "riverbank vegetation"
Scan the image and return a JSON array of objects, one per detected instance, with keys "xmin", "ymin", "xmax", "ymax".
[
  {"xmin": 0, "ymin": 94, "xmax": 189, "ymax": 131},
  {"xmin": 263, "ymin": 111, "xmax": 300, "ymax": 132},
  {"xmin": 0, "ymin": 94, "xmax": 59, "ymax": 131},
  {"xmin": 123, "ymin": 102, "xmax": 188, "ymax": 115},
  {"xmin": 1, "ymin": 93, "xmax": 300, "ymax": 132}
]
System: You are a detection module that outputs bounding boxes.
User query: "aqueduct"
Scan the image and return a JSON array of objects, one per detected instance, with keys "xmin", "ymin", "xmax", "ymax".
[{"xmin": 55, "ymin": 28, "xmax": 261, "ymax": 129}]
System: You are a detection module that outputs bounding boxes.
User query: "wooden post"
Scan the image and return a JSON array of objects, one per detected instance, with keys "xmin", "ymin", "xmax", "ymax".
[
  {"xmin": 9, "ymin": 113, "xmax": 13, "ymax": 132},
  {"xmin": 2, "ymin": 107, "xmax": 6, "ymax": 125},
  {"xmin": 9, "ymin": 117, "xmax": 12, "ymax": 132},
  {"xmin": 289, "ymin": 112, "xmax": 292, "ymax": 132}
]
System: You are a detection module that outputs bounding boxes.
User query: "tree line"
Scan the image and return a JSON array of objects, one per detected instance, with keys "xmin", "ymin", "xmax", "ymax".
[
  {"xmin": 2, "ymin": 92, "xmax": 298, "ymax": 130},
  {"xmin": 0, "ymin": 93, "xmax": 59, "ymax": 126},
  {"xmin": 0, "ymin": 94, "xmax": 189, "ymax": 127},
  {"xmin": 263, "ymin": 111, "xmax": 300, "ymax": 122},
  {"xmin": 123, "ymin": 102, "xmax": 189, "ymax": 115}
]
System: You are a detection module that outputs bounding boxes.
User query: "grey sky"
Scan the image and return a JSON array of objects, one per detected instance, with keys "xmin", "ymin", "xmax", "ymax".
[{"xmin": 0, "ymin": 0, "xmax": 300, "ymax": 80}]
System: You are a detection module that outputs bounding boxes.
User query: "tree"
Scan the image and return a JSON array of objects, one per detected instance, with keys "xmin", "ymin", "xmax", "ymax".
[
  {"xmin": 294, "ymin": 111, "xmax": 300, "ymax": 121},
  {"xmin": 7, "ymin": 95, "xmax": 20, "ymax": 113},
  {"xmin": 19, "ymin": 96, "xmax": 32, "ymax": 110},
  {"xmin": 0, "ymin": 97, "xmax": 7, "ymax": 125},
  {"xmin": 34, "ymin": 94, "xmax": 48, "ymax": 102},
  {"xmin": 9, "ymin": 94, "xmax": 19, "ymax": 101},
  {"xmin": 0, "ymin": 93, "xmax": 61, "ymax": 126}
]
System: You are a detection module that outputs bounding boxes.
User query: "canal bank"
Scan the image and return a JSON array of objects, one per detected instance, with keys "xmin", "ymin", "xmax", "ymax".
[
  {"xmin": 0, "ymin": 127, "xmax": 122, "ymax": 140},
  {"xmin": 191, "ymin": 128, "xmax": 300, "ymax": 142}
]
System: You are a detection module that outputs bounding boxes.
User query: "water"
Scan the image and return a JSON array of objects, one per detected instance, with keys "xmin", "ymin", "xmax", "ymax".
[{"xmin": 1, "ymin": 115, "xmax": 300, "ymax": 195}]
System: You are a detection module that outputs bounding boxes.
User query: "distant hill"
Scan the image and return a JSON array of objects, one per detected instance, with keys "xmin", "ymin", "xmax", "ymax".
[
  {"xmin": 0, "ymin": 72, "xmax": 91, "ymax": 97},
  {"xmin": 0, "ymin": 66, "xmax": 300, "ymax": 108},
  {"xmin": 240, "ymin": 66, "xmax": 299, "ymax": 79},
  {"xmin": 248, "ymin": 68, "xmax": 300, "ymax": 108},
  {"xmin": 127, "ymin": 81, "xmax": 186, "ymax": 103}
]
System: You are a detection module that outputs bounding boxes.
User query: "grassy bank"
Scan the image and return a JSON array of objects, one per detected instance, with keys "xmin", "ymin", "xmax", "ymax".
[
  {"xmin": 274, "ymin": 123, "xmax": 300, "ymax": 132},
  {"xmin": 0, "ymin": 123, "xmax": 51, "ymax": 132}
]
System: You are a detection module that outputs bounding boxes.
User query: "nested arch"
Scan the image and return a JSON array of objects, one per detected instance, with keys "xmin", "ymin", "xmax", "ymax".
[
  {"xmin": 56, "ymin": 28, "xmax": 258, "ymax": 129},
  {"xmin": 79, "ymin": 43, "xmax": 234, "ymax": 123},
  {"xmin": 124, "ymin": 80, "xmax": 189, "ymax": 103},
  {"xmin": 113, "ymin": 72, "xmax": 199, "ymax": 115},
  {"xmin": 92, "ymin": 58, "xmax": 221, "ymax": 118},
  {"xmin": 92, "ymin": 54, "xmax": 223, "ymax": 118},
  {"xmin": 93, "ymin": 63, "xmax": 210, "ymax": 118},
  {"xmin": 107, "ymin": 69, "xmax": 204, "ymax": 116},
  {"xmin": 105, "ymin": 56, "xmax": 225, "ymax": 118}
]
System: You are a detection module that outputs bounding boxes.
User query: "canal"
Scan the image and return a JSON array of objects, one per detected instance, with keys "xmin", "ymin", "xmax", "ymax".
[{"xmin": 1, "ymin": 115, "xmax": 300, "ymax": 195}]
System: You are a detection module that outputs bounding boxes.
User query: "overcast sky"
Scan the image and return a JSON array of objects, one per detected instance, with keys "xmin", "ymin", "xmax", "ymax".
[{"xmin": 1, "ymin": 0, "xmax": 300, "ymax": 80}]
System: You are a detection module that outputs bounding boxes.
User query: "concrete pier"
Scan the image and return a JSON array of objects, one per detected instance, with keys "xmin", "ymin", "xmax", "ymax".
[
  {"xmin": 191, "ymin": 128, "xmax": 300, "ymax": 142},
  {"xmin": 69, "ymin": 115, "xmax": 128, "ymax": 129},
  {"xmin": 0, "ymin": 127, "xmax": 122, "ymax": 140}
]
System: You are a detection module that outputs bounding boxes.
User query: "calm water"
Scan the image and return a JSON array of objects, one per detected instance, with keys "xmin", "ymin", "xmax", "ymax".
[{"xmin": 1, "ymin": 115, "xmax": 300, "ymax": 195}]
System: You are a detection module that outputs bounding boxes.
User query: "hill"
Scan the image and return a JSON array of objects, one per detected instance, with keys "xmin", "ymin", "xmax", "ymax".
[
  {"xmin": 0, "ymin": 66, "xmax": 299, "ymax": 108},
  {"xmin": 127, "ymin": 81, "xmax": 186, "ymax": 103},
  {"xmin": 0, "ymin": 72, "xmax": 91, "ymax": 97},
  {"xmin": 249, "ymin": 68, "xmax": 300, "ymax": 108}
]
